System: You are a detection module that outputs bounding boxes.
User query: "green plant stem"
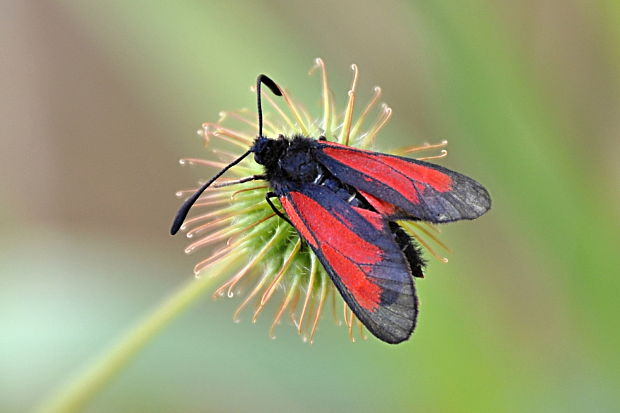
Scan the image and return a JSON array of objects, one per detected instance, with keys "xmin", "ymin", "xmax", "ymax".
[{"xmin": 37, "ymin": 257, "xmax": 236, "ymax": 413}]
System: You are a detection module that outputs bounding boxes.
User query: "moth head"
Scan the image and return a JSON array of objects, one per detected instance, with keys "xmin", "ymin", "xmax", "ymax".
[{"xmin": 252, "ymin": 136, "xmax": 287, "ymax": 168}]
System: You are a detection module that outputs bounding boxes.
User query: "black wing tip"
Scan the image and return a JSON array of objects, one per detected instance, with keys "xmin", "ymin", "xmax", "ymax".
[
  {"xmin": 376, "ymin": 325, "xmax": 414, "ymax": 344},
  {"xmin": 468, "ymin": 182, "xmax": 492, "ymax": 218},
  {"xmin": 374, "ymin": 289, "xmax": 419, "ymax": 344},
  {"xmin": 373, "ymin": 320, "xmax": 416, "ymax": 344}
]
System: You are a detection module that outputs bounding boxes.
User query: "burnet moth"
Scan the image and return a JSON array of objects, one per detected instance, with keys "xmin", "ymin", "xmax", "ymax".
[{"xmin": 171, "ymin": 75, "xmax": 491, "ymax": 344}]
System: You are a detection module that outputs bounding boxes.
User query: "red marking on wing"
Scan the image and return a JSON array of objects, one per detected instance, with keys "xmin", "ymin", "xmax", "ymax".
[
  {"xmin": 352, "ymin": 207, "xmax": 383, "ymax": 230},
  {"xmin": 280, "ymin": 196, "xmax": 317, "ymax": 248},
  {"xmin": 322, "ymin": 147, "xmax": 453, "ymax": 200},
  {"xmin": 323, "ymin": 148, "xmax": 420, "ymax": 203},
  {"xmin": 379, "ymin": 156, "xmax": 452, "ymax": 192},
  {"xmin": 289, "ymin": 192, "xmax": 382, "ymax": 265},
  {"xmin": 358, "ymin": 190, "xmax": 397, "ymax": 216},
  {"xmin": 322, "ymin": 243, "xmax": 381, "ymax": 310}
]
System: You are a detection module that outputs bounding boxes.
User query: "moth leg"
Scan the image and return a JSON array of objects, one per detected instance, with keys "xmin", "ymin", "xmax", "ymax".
[
  {"xmin": 265, "ymin": 192, "xmax": 293, "ymax": 226},
  {"xmin": 212, "ymin": 174, "xmax": 266, "ymax": 188}
]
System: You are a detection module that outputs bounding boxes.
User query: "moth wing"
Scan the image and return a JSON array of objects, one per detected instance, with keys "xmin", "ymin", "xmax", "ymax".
[
  {"xmin": 315, "ymin": 141, "xmax": 491, "ymax": 223},
  {"xmin": 279, "ymin": 183, "xmax": 417, "ymax": 344}
]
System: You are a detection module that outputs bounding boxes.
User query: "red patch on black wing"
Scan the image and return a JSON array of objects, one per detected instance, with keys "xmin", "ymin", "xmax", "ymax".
[
  {"xmin": 316, "ymin": 142, "xmax": 491, "ymax": 223},
  {"xmin": 358, "ymin": 190, "xmax": 398, "ymax": 216},
  {"xmin": 280, "ymin": 196, "xmax": 318, "ymax": 248},
  {"xmin": 281, "ymin": 184, "xmax": 417, "ymax": 344}
]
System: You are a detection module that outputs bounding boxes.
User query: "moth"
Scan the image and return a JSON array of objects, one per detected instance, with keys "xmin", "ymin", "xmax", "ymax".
[{"xmin": 172, "ymin": 75, "xmax": 491, "ymax": 343}]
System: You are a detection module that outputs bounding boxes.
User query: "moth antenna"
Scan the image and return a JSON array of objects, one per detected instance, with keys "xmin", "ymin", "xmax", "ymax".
[
  {"xmin": 256, "ymin": 74, "xmax": 282, "ymax": 137},
  {"xmin": 170, "ymin": 149, "xmax": 253, "ymax": 235}
]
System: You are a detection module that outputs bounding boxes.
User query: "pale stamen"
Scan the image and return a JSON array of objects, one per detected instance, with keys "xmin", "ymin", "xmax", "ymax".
[
  {"xmin": 330, "ymin": 285, "xmax": 341, "ymax": 326},
  {"xmin": 202, "ymin": 123, "xmax": 253, "ymax": 149},
  {"xmin": 186, "ymin": 215, "xmax": 234, "ymax": 238},
  {"xmin": 406, "ymin": 221, "xmax": 452, "ymax": 253},
  {"xmin": 309, "ymin": 58, "xmax": 333, "ymax": 137},
  {"xmin": 421, "ymin": 222, "xmax": 442, "ymax": 234},
  {"xmin": 347, "ymin": 307, "xmax": 356, "ymax": 343},
  {"xmin": 402, "ymin": 222, "xmax": 449, "ymax": 263},
  {"xmin": 193, "ymin": 240, "xmax": 244, "ymax": 274},
  {"xmin": 213, "ymin": 226, "xmax": 288, "ymax": 298},
  {"xmin": 296, "ymin": 102, "xmax": 314, "ymax": 130},
  {"xmin": 233, "ymin": 267, "xmax": 273, "ymax": 322},
  {"xmin": 416, "ymin": 150, "xmax": 448, "ymax": 161},
  {"xmin": 339, "ymin": 64, "xmax": 359, "ymax": 146},
  {"xmin": 185, "ymin": 226, "xmax": 240, "ymax": 254},
  {"xmin": 179, "ymin": 158, "xmax": 228, "ymax": 169},
  {"xmin": 360, "ymin": 104, "xmax": 392, "ymax": 147},
  {"xmin": 297, "ymin": 255, "xmax": 318, "ymax": 334},
  {"xmin": 350, "ymin": 86, "xmax": 382, "ymax": 139},
  {"xmin": 357, "ymin": 319, "xmax": 367, "ymax": 341},
  {"xmin": 280, "ymin": 88, "xmax": 310, "ymax": 136},
  {"xmin": 211, "ymin": 148, "xmax": 244, "ymax": 162},
  {"xmin": 343, "ymin": 301, "xmax": 351, "ymax": 327},
  {"xmin": 209, "ymin": 124, "xmax": 253, "ymax": 144},
  {"xmin": 269, "ymin": 276, "xmax": 300, "ymax": 338},
  {"xmin": 191, "ymin": 198, "xmax": 236, "ymax": 208},
  {"xmin": 183, "ymin": 203, "xmax": 264, "ymax": 228},
  {"xmin": 398, "ymin": 140, "xmax": 448, "ymax": 155},
  {"xmin": 309, "ymin": 274, "xmax": 328, "ymax": 344},
  {"xmin": 186, "ymin": 213, "xmax": 276, "ymax": 254},
  {"xmin": 260, "ymin": 239, "xmax": 302, "ymax": 306},
  {"xmin": 288, "ymin": 289, "xmax": 301, "ymax": 325}
]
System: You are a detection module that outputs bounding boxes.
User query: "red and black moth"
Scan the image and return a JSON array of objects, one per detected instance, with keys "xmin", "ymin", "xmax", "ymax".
[{"xmin": 171, "ymin": 75, "xmax": 491, "ymax": 344}]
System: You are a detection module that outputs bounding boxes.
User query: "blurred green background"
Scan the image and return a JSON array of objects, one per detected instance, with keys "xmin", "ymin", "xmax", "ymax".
[{"xmin": 2, "ymin": 1, "xmax": 619, "ymax": 412}]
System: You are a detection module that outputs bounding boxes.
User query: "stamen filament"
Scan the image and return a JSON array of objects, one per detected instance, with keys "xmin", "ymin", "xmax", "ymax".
[
  {"xmin": 186, "ymin": 215, "xmax": 234, "ymax": 238},
  {"xmin": 210, "ymin": 125, "xmax": 253, "ymax": 144},
  {"xmin": 339, "ymin": 64, "xmax": 359, "ymax": 146},
  {"xmin": 183, "ymin": 203, "xmax": 264, "ymax": 227},
  {"xmin": 193, "ymin": 241, "xmax": 245, "ymax": 274},
  {"xmin": 350, "ymin": 86, "xmax": 382, "ymax": 139},
  {"xmin": 360, "ymin": 104, "xmax": 392, "ymax": 147},
  {"xmin": 269, "ymin": 276, "xmax": 300, "ymax": 338},
  {"xmin": 398, "ymin": 140, "xmax": 448, "ymax": 155},
  {"xmin": 260, "ymin": 239, "xmax": 302, "ymax": 305},
  {"xmin": 421, "ymin": 222, "xmax": 441, "ymax": 234},
  {"xmin": 330, "ymin": 284, "xmax": 340, "ymax": 326},
  {"xmin": 233, "ymin": 267, "xmax": 273, "ymax": 322},
  {"xmin": 402, "ymin": 222, "xmax": 449, "ymax": 263},
  {"xmin": 309, "ymin": 58, "xmax": 333, "ymax": 137},
  {"xmin": 358, "ymin": 319, "xmax": 367, "ymax": 340},
  {"xmin": 214, "ymin": 226, "xmax": 288, "ymax": 297},
  {"xmin": 347, "ymin": 307, "xmax": 356, "ymax": 343},
  {"xmin": 309, "ymin": 273, "xmax": 328, "ymax": 344},
  {"xmin": 416, "ymin": 150, "xmax": 448, "ymax": 161},
  {"xmin": 406, "ymin": 221, "xmax": 453, "ymax": 253},
  {"xmin": 280, "ymin": 88, "xmax": 310, "ymax": 136},
  {"xmin": 297, "ymin": 254, "xmax": 318, "ymax": 334}
]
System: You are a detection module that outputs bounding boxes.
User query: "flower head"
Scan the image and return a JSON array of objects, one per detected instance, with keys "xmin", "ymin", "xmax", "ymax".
[{"xmin": 175, "ymin": 59, "xmax": 450, "ymax": 343}]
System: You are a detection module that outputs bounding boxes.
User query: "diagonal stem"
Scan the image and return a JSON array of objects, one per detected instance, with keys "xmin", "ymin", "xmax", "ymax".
[{"xmin": 36, "ymin": 255, "xmax": 238, "ymax": 413}]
